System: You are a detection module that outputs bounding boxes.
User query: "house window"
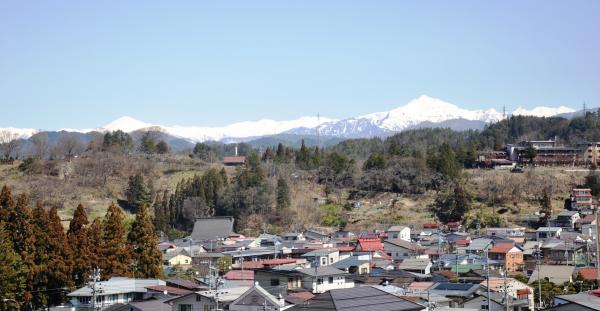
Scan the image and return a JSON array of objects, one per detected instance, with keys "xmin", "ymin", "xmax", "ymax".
[
  {"xmin": 288, "ymin": 278, "xmax": 296, "ymax": 288},
  {"xmin": 317, "ymin": 278, "xmax": 323, "ymax": 285},
  {"xmin": 271, "ymin": 279, "xmax": 280, "ymax": 286},
  {"xmin": 321, "ymin": 258, "xmax": 327, "ymax": 265},
  {"xmin": 196, "ymin": 295, "xmax": 202, "ymax": 302},
  {"xmin": 179, "ymin": 304, "xmax": 192, "ymax": 311},
  {"xmin": 328, "ymin": 277, "xmax": 334, "ymax": 284},
  {"xmin": 330, "ymin": 257, "xmax": 334, "ymax": 264},
  {"xmin": 79, "ymin": 297, "xmax": 91, "ymax": 305}
]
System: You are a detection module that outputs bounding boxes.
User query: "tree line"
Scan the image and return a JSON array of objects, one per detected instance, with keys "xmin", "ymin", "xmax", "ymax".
[{"xmin": 0, "ymin": 185, "xmax": 163, "ymax": 311}]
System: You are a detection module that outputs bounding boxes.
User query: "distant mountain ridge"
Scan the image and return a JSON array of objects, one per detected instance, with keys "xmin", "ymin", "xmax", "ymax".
[{"xmin": 1, "ymin": 95, "xmax": 577, "ymax": 144}]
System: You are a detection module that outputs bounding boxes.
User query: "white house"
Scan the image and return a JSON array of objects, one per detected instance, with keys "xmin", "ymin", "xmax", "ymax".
[
  {"xmin": 67, "ymin": 277, "xmax": 165, "ymax": 309},
  {"xmin": 387, "ymin": 225, "xmax": 411, "ymax": 242},
  {"xmin": 297, "ymin": 266, "xmax": 354, "ymax": 293},
  {"xmin": 384, "ymin": 239, "xmax": 421, "ymax": 261},
  {"xmin": 536, "ymin": 227, "xmax": 562, "ymax": 240},
  {"xmin": 301, "ymin": 249, "xmax": 340, "ymax": 266}
]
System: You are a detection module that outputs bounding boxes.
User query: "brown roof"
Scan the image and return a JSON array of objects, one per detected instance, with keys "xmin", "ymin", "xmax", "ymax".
[
  {"xmin": 578, "ymin": 268, "xmax": 598, "ymax": 281},
  {"xmin": 489, "ymin": 243, "xmax": 519, "ymax": 254},
  {"xmin": 223, "ymin": 156, "xmax": 246, "ymax": 164}
]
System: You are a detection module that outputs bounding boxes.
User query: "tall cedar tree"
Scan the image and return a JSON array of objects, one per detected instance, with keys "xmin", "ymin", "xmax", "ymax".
[
  {"xmin": 87, "ymin": 219, "xmax": 103, "ymax": 271},
  {"xmin": 5, "ymin": 193, "xmax": 36, "ymax": 303},
  {"xmin": 46, "ymin": 207, "xmax": 73, "ymax": 306},
  {"xmin": 101, "ymin": 203, "xmax": 131, "ymax": 279},
  {"xmin": 276, "ymin": 177, "xmax": 291, "ymax": 210},
  {"xmin": 0, "ymin": 185, "xmax": 15, "ymax": 222},
  {"xmin": 127, "ymin": 204, "xmax": 163, "ymax": 278},
  {"xmin": 31, "ymin": 203, "xmax": 51, "ymax": 309},
  {"xmin": 0, "ymin": 222, "xmax": 28, "ymax": 311},
  {"xmin": 67, "ymin": 204, "xmax": 92, "ymax": 287}
]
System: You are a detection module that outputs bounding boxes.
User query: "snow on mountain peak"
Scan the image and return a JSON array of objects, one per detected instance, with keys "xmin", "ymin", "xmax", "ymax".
[
  {"xmin": 103, "ymin": 116, "xmax": 153, "ymax": 132},
  {"xmin": 511, "ymin": 106, "xmax": 575, "ymax": 117}
]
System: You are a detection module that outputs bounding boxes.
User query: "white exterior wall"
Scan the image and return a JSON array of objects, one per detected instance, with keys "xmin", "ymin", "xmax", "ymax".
[
  {"xmin": 301, "ymin": 276, "xmax": 354, "ymax": 293},
  {"xmin": 384, "ymin": 243, "xmax": 412, "ymax": 261}
]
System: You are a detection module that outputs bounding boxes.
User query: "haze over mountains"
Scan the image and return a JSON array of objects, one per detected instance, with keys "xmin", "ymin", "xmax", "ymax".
[{"xmin": 2, "ymin": 95, "xmax": 577, "ymax": 144}]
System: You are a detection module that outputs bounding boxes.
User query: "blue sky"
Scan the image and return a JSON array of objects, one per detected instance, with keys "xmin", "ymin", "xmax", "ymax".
[{"xmin": 1, "ymin": 1, "xmax": 599, "ymax": 129}]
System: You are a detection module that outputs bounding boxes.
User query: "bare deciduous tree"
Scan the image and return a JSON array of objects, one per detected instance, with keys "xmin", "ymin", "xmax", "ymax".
[
  {"xmin": 0, "ymin": 130, "xmax": 21, "ymax": 159},
  {"xmin": 30, "ymin": 132, "xmax": 50, "ymax": 159},
  {"xmin": 56, "ymin": 132, "xmax": 84, "ymax": 160}
]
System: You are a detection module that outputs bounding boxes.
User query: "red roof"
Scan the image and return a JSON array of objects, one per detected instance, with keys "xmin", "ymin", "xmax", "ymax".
[
  {"xmin": 238, "ymin": 261, "xmax": 265, "ymax": 269},
  {"xmin": 489, "ymin": 243, "xmax": 518, "ymax": 254},
  {"xmin": 434, "ymin": 270, "xmax": 457, "ymax": 278},
  {"xmin": 592, "ymin": 289, "xmax": 600, "ymax": 297},
  {"xmin": 145, "ymin": 285, "xmax": 193, "ymax": 296},
  {"xmin": 447, "ymin": 222, "xmax": 462, "ymax": 226},
  {"xmin": 336, "ymin": 246, "xmax": 355, "ymax": 252},
  {"xmin": 578, "ymin": 268, "xmax": 598, "ymax": 281},
  {"xmin": 224, "ymin": 270, "xmax": 254, "ymax": 281},
  {"xmin": 355, "ymin": 238, "xmax": 384, "ymax": 252},
  {"xmin": 455, "ymin": 239, "xmax": 470, "ymax": 247},
  {"xmin": 423, "ymin": 223, "xmax": 439, "ymax": 229}
]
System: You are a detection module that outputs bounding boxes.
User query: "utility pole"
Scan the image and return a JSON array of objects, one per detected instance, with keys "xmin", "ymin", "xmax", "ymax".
[
  {"xmin": 314, "ymin": 255, "xmax": 319, "ymax": 294},
  {"xmin": 89, "ymin": 268, "xmax": 102, "ymax": 311},
  {"xmin": 500, "ymin": 268, "xmax": 510, "ymax": 311},
  {"xmin": 485, "ymin": 246, "xmax": 491, "ymax": 311},
  {"xmin": 534, "ymin": 245, "xmax": 542, "ymax": 310}
]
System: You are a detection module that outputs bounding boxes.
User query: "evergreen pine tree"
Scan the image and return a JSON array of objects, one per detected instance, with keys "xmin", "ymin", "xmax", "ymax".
[
  {"xmin": 0, "ymin": 222, "xmax": 27, "ymax": 311},
  {"xmin": 276, "ymin": 177, "xmax": 291, "ymax": 210},
  {"xmin": 125, "ymin": 174, "xmax": 151, "ymax": 213},
  {"xmin": 67, "ymin": 204, "xmax": 92, "ymax": 287},
  {"xmin": 127, "ymin": 204, "xmax": 163, "ymax": 278},
  {"xmin": 100, "ymin": 203, "xmax": 131, "ymax": 278}
]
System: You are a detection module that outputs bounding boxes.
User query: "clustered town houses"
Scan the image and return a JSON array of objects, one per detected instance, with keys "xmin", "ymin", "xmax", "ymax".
[{"xmin": 64, "ymin": 186, "xmax": 600, "ymax": 311}]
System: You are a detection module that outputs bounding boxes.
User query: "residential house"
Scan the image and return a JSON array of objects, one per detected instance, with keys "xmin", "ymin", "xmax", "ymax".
[
  {"xmin": 488, "ymin": 243, "xmax": 523, "ymax": 272},
  {"xmin": 398, "ymin": 258, "xmax": 432, "ymax": 275},
  {"xmin": 478, "ymin": 277, "xmax": 535, "ymax": 311},
  {"xmin": 384, "ymin": 239, "xmax": 422, "ymax": 261},
  {"xmin": 552, "ymin": 293, "xmax": 600, "ymax": 310},
  {"xmin": 228, "ymin": 282, "xmax": 293, "ymax": 311},
  {"xmin": 112, "ymin": 297, "xmax": 171, "ymax": 311},
  {"xmin": 387, "ymin": 225, "xmax": 411, "ymax": 241},
  {"xmin": 164, "ymin": 249, "xmax": 192, "ymax": 267},
  {"xmin": 536, "ymin": 227, "xmax": 562, "ymax": 240},
  {"xmin": 165, "ymin": 287, "xmax": 250, "ymax": 311},
  {"xmin": 296, "ymin": 266, "xmax": 354, "ymax": 293},
  {"xmin": 465, "ymin": 238, "xmax": 493, "ymax": 255},
  {"xmin": 571, "ymin": 188, "xmax": 594, "ymax": 213},
  {"xmin": 223, "ymin": 156, "xmax": 246, "ymax": 166},
  {"xmin": 554, "ymin": 211, "xmax": 581, "ymax": 230},
  {"xmin": 287, "ymin": 286, "xmax": 425, "ymax": 311},
  {"xmin": 301, "ymin": 249, "xmax": 340, "ymax": 267},
  {"xmin": 355, "ymin": 238, "xmax": 384, "ymax": 253},
  {"xmin": 528, "ymin": 265, "xmax": 575, "ymax": 285},
  {"xmin": 280, "ymin": 232, "xmax": 305, "ymax": 242},
  {"xmin": 332, "ymin": 255, "xmax": 371, "ymax": 275},
  {"xmin": 303, "ymin": 229, "xmax": 329, "ymax": 241},
  {"xmin": 428, "ymin": 282, "xmax": 480, "ymax": 306},
  {"xmin": 67, "ymin": 277, "xmax": 166, "ymax": 309},
  {"xmin": 254, "ymin": 268, "xmax": 304, "ymax": 296}
]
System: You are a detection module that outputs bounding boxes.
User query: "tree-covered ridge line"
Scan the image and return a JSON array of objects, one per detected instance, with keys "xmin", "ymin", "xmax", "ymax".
[{"xmin": 0, "ymin": 185, "xmax": 163, "ymax": 311}]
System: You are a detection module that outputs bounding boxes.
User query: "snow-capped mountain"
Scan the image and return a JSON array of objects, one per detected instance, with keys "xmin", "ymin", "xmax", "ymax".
[
  {"xmin": 288, "ymin": 95, "xmax": 504, "ymax": 138},
  {"xmin": 0, "ymin": 95, "xmax": 578, "ymax": 143},
  {"xmin": 512, "ymin": 106, "xmax": 575, "ymax": 117}
]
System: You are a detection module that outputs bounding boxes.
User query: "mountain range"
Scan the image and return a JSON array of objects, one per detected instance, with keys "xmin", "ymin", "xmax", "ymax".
[{"xmin": 1, "ymin": 95, "xmax": 578, "ymax": 147}]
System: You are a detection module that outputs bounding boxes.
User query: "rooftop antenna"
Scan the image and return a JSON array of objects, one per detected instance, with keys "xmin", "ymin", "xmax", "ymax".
[{"xmin": 502, "ymin": 105, "xmax": 506, "ymax": 120}]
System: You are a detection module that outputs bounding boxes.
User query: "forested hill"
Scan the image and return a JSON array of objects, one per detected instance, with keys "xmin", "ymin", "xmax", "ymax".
[{"xmin": 330, "ymin": 112, "xmax": 600, "ymax": 160}]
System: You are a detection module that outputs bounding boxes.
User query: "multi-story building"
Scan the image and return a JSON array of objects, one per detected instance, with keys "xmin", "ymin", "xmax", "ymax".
[{"xmin": 571, "ymin": 188, "xmax": 594, "ymax": 213}]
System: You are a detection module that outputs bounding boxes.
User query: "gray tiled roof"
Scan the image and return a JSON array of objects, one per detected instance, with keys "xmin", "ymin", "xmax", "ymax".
[
  {"xmin": 297, "ymin": 266, "xmax": 347, "ymax": 277},
  {"xmin": 289, "ymin": 286, "xmax": 424, "ymax": 311},
  {"xmin": 190, "ymin": 217, "xmax": 235, "ymax": 241},
  {"xmin": 555, "ymin": 293, "xmax": 600, "ymax": 309}
]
